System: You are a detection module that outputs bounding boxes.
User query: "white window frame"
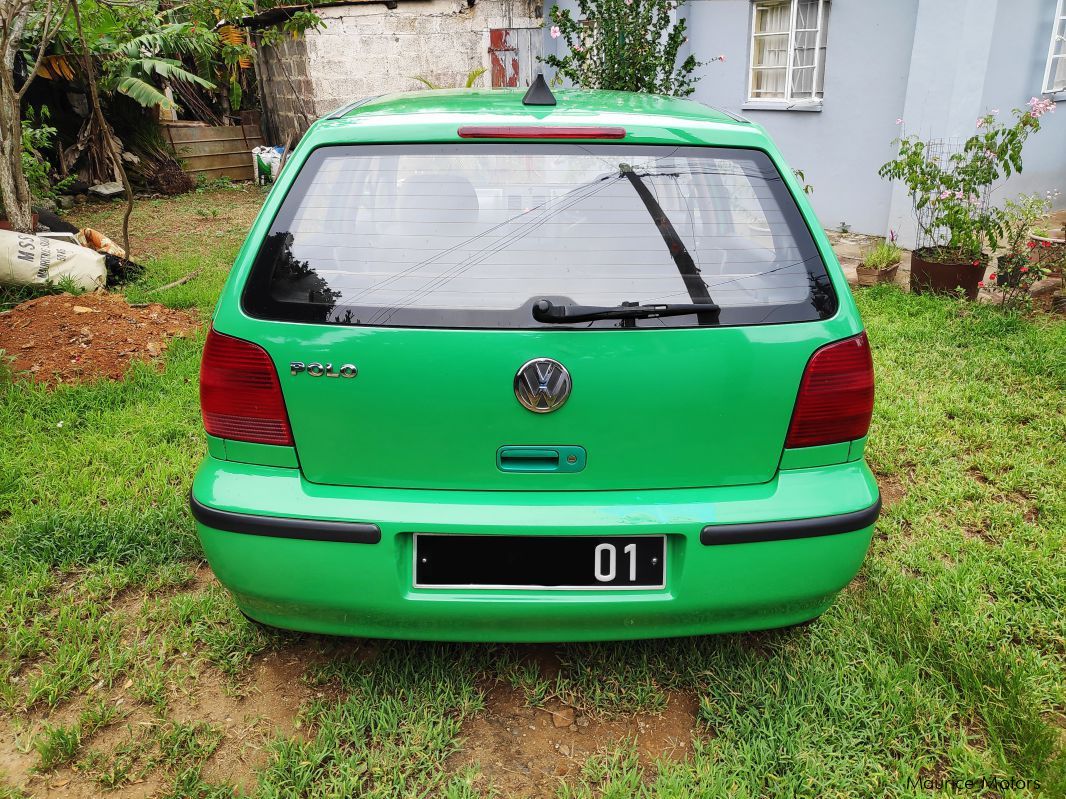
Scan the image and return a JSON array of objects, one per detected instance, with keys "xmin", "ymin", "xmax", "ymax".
[
  {"xmin": 1042, "ymin": 0, "xmax": 1066, "ymax": 96},
  {"xmin": 745, "ymin": 0, "xmax": 829, "ymax": 110}
]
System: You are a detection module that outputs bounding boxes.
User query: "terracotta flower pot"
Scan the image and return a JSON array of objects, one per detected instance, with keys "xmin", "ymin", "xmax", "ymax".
[
  {"xmin": 909, "ymin": 248, "xmax": 985, "ymax": 300},
  {"xmin": 855, "ymin": 262, "xmax": 900, "ymax": 287}
]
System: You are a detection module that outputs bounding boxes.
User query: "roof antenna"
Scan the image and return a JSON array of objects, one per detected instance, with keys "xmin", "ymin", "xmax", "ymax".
[{"xmin": 522, "ymin": 73, "xmax": 556, "ymax": 106}]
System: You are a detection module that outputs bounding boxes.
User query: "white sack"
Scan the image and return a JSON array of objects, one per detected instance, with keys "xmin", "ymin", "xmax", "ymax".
[{"xmin": 0, "ymin": 229, "xmax": 107, "ymax": 291}]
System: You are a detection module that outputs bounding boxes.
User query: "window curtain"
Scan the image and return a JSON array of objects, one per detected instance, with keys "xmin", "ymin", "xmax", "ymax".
[{"xmin": 752, "ymin": 1, "xmax": 790, "ymax": 98}]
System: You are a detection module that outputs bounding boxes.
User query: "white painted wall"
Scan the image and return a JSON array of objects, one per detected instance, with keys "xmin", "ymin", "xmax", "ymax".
[{"xmin": 544, "ymin": 0, "xmax": 1066, "ymax": 242}]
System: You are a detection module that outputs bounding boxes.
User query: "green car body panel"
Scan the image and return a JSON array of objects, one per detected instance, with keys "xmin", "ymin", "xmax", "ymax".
[{"xmin": 192, "ymin": 88, "xmax": 879, "ymax": 641}]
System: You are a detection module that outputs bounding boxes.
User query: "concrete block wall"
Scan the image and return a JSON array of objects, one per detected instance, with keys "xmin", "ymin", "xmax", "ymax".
[
  {"xmin": 254, "ymin": 0, "xmax": 542, "ymax": 136},
  {"xmin": 253, "ymin": 31, "xmax": 314, "ymax": 144}
]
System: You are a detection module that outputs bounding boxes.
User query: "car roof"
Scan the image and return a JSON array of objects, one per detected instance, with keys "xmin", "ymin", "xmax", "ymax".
[
  {"xmin": 325, "ymin": 88, "xmax": 750, "ymax": 127},
  {"xmin": 301, "ymin": 88, "xmax": 774, "ymax": 151}
]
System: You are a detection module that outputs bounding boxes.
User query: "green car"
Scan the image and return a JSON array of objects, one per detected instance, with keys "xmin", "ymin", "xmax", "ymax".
[{"xmin": 191, "ymin": 82, "xmax": 879, "ymax": 642}]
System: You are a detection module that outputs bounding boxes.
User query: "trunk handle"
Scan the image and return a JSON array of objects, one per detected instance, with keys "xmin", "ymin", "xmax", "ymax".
[{"xmin": 497, "ymin": 446, "xmax": 586, "ymax": 473}]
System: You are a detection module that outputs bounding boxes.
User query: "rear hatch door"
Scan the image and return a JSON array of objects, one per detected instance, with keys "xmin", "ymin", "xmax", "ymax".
[{"xmin": 242, "ymin": 142, "xmax": 839, "ymax": 490}]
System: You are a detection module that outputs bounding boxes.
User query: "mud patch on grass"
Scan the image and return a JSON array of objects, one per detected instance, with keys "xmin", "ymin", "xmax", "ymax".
[{"xmin": 448, "ymin": 684, "xmax": 698, "ymax": 799}]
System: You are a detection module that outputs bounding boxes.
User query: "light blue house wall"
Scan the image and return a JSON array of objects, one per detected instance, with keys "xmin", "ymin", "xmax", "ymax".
[{"xmin": 543, "ymin": 0, "xmax": 1066, "ymax": 244}]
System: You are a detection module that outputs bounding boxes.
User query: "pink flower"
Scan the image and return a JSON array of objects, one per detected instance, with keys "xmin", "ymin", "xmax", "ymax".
[
  {"xmin": 895, "ymin": 117, "xmax": 904, "ymax": 125},
  {"xmin": 955, "ymin": 190, "xmax": 965, "ymax": 200},
  {"xmin": 1027, "ymin": 97, "xmax": 1056, "ymax": 118},
  {"xmin": 550, "ymin": 25, "xmax": 561, "ymax": 38},
  {"xmin": 978, "ymin": 281, "xmax": 985, "ymax": 287},
  {"xmin": 1020, "ymin": 266, "xmax": 1029, "ymax": 273},
  {"xmin": 718, "ymin": 54, "xmax": 726, "ymax": 61},
  {"xmin": 573, "ymin": 43, "xmax": 583, "ymax": 52},
  {"xmin": 977, "ymin": 117, "xmax": 985, "ymax": 128},
  {"xmin": 972, "ymin": 260, "xmax": 980, "ymax": 266},
  {"xmin": 1027, "ymin": 240, "xmax": 1037, "ymax": 249},
  {"xmin": 989, "ymin": 273, "xmax": 997, "ymax": 280},
  {"xmin": 938, "ymin": 189, "xmax": 952, "ymax": 200}
]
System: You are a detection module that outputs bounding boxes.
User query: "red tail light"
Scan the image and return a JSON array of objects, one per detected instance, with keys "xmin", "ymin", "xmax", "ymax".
[
  {"xmin": 457, "ymin": 126, "xmax": 626, "ymax": 139},
  {"xmin": 200, "ymin": 328, "xmax": 293, "ymax": 446},
  {"xmin": 785, "ymin": 332, "xmax": 874, "ymax": 449}
]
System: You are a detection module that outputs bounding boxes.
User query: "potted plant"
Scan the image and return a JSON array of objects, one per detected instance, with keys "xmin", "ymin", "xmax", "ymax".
[
  {"xmin": 1030, "ymin": 225, "xmax": 1066, "ymax": 246},
  {"xmin": 879, "ymin": 98, "xmax": 1056, "ymax": 300},
  {"xmin": 1028, "ymin": 190, "xmax": 1065, "ymax": 250},
  {"xmin": 856, "ymin": 233, "xmax": 902, "ymax": 286}
]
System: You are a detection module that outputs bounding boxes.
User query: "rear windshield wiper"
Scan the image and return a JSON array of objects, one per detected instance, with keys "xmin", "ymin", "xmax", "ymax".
[{"xmin": 532, "ymin": 299, "xmax": 721, "ymax": 325}]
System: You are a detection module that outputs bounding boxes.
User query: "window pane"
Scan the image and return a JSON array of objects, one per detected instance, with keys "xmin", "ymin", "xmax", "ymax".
[
  {"xmin": 754, "ymin": 2, "xmax": 790, "ymax": 34},
  {"xmin": 795, "ymin": 0, "xmax": 819, "ymax": 30},
  {"xmin": 752, "ymin": 67, "xmax": 787, "ymax": 97},
  {"xmin": 791, "ymin": 66, "xmax": 815, "ymax": 98},
  {"xmin": 245, "ymin": 145, "xmax": 833, "ymax": 328},
  {"xmin": 1052, "ymin": 56, "xmax": 1066, "ymax": 92},
  {"xmin": 754, "ymin": 33, "xmax": 789, "ymax": 68},
  {"xmin": 792, "ymin": 27, "xmax": 817, "ymax": 69},
  {"xmin": 814, "ymin": 0, "xmax": 829, "ymax": 96}
]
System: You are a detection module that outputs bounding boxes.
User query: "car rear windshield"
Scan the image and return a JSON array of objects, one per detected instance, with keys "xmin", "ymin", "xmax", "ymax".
[{"xmin": 243, "ymin": 143, "xmax": 837, "ymax": 328}]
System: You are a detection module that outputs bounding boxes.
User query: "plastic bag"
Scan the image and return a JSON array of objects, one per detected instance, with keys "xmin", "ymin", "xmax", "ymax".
[
  {"xmin": 253, "ymin": 145, "xmax": 285, "ymax": 185},
  {"xmin": 0, "ymin": 229, "xmax": 107, "ymax": 291}
]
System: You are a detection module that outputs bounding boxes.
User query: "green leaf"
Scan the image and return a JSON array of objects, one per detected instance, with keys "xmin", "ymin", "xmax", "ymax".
[{"xmin": 115, "ymin": 76, "xmax": 172, "ymax": 109}]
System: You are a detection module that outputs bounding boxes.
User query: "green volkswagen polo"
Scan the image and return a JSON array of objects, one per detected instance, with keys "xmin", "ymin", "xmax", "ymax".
[{"xmin": 190, "ymin": 82, "xmax": 879, "ymax": 642}]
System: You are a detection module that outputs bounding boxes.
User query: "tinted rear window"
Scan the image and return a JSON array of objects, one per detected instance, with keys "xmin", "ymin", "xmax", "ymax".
[{"xmin": 243, "ymin": 144, "xmax": 836, "ymax": 328}]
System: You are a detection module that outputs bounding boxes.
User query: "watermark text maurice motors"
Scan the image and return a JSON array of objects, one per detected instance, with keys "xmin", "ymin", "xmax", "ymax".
[{"xmin": 909, "ymin": 775, "xmax": 1040, "ymax": 793}]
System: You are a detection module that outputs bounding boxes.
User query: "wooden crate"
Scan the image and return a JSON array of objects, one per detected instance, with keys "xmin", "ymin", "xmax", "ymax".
[{"xmin": 162, "ymin": 123, "xmax": 265, "ymax": 181}]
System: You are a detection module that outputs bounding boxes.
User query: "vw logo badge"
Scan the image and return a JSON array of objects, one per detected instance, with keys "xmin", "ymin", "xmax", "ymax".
[{"xmin": 514, "ymin": 358, "xmax": 572, "ymax": 413}]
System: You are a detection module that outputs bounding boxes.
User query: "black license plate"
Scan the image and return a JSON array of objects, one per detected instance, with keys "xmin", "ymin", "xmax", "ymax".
[{"xmin": 413, "ymin": 534, "xmax": 666, "ymax": 590}]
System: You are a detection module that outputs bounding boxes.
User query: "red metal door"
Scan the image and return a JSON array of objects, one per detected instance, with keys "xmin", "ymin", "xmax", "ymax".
[{"xmin": 489, "ymin": 29, "xmax": 519, "ymax": 87}]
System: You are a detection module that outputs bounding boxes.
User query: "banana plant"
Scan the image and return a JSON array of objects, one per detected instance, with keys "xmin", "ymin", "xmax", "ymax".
[{"xmin": 100, "ymin": 23, "xmax": 216, "ymax": 109}]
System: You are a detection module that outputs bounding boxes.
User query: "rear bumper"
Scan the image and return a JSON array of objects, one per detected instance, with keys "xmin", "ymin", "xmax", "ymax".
[{"xmin": 191, "ymin": 457, "xmax": 879, "ymax": 642}]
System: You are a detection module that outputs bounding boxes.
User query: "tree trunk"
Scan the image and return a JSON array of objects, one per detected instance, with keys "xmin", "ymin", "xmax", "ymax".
[{"xmin": 0, "ymin": 2, "xmax": 35, "ymax": 231}]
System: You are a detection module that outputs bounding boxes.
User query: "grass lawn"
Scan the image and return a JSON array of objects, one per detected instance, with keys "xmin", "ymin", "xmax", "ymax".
[{"xmin": 0, "ymin": 188, "xmax": 1063, "ymax": 798}]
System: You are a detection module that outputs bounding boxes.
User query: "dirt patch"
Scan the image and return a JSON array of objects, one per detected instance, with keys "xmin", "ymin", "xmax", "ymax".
[
  {"xmin": 877, "ymin": 473, "xmax": 907, "ymax": 511},
  {"xmin": 448, "ymin": 684, "xmax": 698, "ymax": 798},
  {"xmin": 190, "ymin": 647, "xmax": 313, "ymax": 792},
  {"xmin": 0, "ymin": 707, "xmax": 161, "ymax": 799},
  {"xmin": 0, "ymin": 293, "xmax": 198, "ymax": 384}
]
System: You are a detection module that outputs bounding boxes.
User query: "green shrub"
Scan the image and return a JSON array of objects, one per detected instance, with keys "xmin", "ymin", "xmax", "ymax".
[{"xmin": 541, "ymin": 0, "xmax": 701, "ymax": 96}]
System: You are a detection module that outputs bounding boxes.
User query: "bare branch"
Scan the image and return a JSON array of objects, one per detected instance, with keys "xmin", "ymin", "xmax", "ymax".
[{"xmin": 70, "ymin": 0, "xmax": 134, "ymax": 258}]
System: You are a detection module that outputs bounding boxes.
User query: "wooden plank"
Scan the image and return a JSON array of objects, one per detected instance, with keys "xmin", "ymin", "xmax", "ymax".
[
  {"xmin": 172, "ymin": 138, "xmax": 264, "ymax": 157},
  {"xmin": 163, "ymin": 123, "xmax": 263, "ymax": 181},
  {"xmin": 187, "ymin": 164, "xmax": 255, "ymax": 180},
  {"xmin": 164, "ymin": 124, "xmax": 261, "ymax": 143},
  {"xmin": 181, "ymin": 153, "xmax": 255, "ymax": 170}
]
